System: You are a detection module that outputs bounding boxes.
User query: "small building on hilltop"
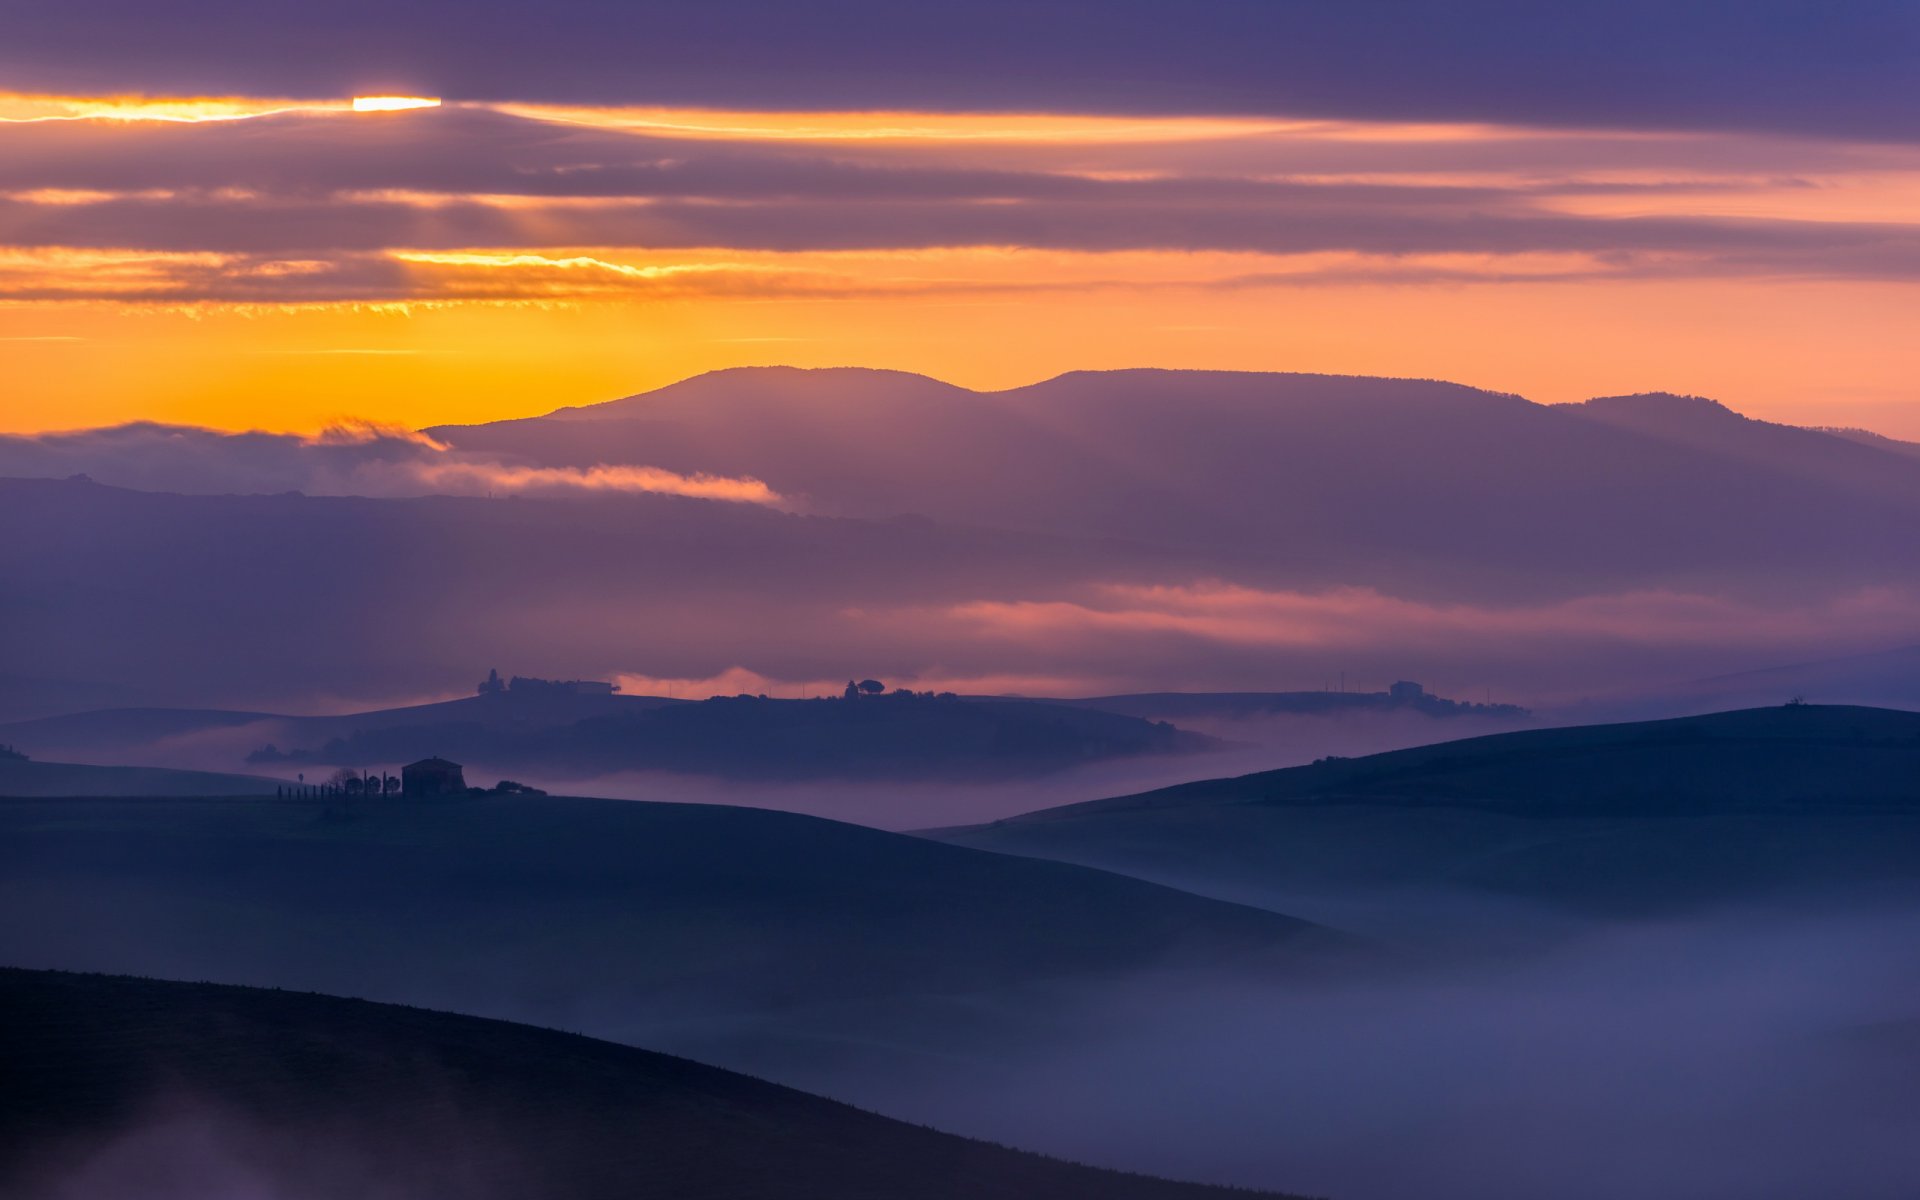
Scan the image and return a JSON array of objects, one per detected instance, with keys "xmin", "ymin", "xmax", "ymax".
[
  {"xmin": 402, "ymin": 757, "xmax": 467, "ymax": 797},
  {"xmin": 1388, "ymin": 680, "xmax": 1427, "ymax": 701}
]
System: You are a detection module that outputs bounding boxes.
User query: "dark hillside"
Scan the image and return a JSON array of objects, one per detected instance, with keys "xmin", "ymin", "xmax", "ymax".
[
  {"xmin": 936, "ymin": 706, "xmax": 1920, "ymax": 923},
  {"xmin": 0, "ymin": 968, "xmax": 1310, "ymax": 1200}
]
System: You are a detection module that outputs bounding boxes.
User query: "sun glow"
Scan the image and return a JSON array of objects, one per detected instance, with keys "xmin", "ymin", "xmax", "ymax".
[
  {"xmin": 0, "ymin": 92, "xmax": 339, "ymax": 123},
  {"xmin": 351, "ymin": 96, "xmax": 441, "ymax": 113}
]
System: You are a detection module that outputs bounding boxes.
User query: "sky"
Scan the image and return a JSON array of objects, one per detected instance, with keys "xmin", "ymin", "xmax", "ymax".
[{"xmin": 2, "ymin": 1, "xmax": 1918, "ymax": 436}]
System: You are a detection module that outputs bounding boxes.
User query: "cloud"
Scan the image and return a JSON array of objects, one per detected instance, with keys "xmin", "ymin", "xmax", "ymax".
[
  {"xmin": 941, "ymin": 580, "xmax": 1920, "ymax": 651},
  {"xmin": 0, "ymin": 422, "xmax": 785, "ymax": 505},
  {"xmin": 818, "ymin": 581, "xmax": 1920, "ymax": 703},
  {"xmin": 0, "ymin": 2, "xmax": 1912, "ymax": 141},
  {"xmin": 1, "ymin": 99, "xmax": 1919, "ymax": 306}
]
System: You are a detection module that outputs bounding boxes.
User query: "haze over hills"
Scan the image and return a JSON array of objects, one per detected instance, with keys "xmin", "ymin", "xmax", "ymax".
[
  {"xmin": 1633, "ymin": 644, "xmax": 1920, "ymax": 717},
  {"xmin": 9, "ymin": 714, "xmax": 1916, "ymax": 1200},
  {"xmin": 0, "ymin": 793, "xmax": 1352, "ymax": 1084},
  {"xmin": 0, "ymin": 968, "xmax": 1308, "ymax": 1200},
  {"xmin": 0, "ymin": 685, "xmax": 1210, "ymax": 789},
  {"xmin": 8, "ymin": 367, "xmax": 1920, "ymax": 720},
  {"xmin": 1559, "ymin": 392, "xmax": 1920, "ymax": 508},
  {"xmin": 434, "ymin": 367, "xmax": 1920, "ymax": 590},
  {"xmin": 11, "ymin": 3, "xmax": 1920, "ymax": 1195}
]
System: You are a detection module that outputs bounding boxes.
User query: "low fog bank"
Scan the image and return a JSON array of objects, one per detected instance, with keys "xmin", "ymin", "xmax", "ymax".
[
  {"xmin": 6, "ymin": 846, "xmax": 1916, "ymax": 1197},
  {"xmin": 532, "ymin": 708, "xmax": 1534, "ymax": 828},
  {"xmin": 7, "ymin": 1099, "xmax": 485, "ymax": 1200},
  {"xmin": 659, "ymin": 903, "xmax": 1920, "ymax": 1200},
  {"xmin": 2, "ymin": 707, "xmax": 1533, "ymax": 828}
]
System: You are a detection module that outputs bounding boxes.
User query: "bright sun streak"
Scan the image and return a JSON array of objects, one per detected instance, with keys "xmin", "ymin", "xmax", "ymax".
[{"xmin": 351, "ymin": 96, "xmax": 441, "ymax": 113}]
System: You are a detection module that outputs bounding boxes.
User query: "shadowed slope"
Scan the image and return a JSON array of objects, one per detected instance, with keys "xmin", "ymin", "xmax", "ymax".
[
  {"xmin": 0, "ymin": 794, "xmax": 1351, "ymax": 1051},
  {"xmin": 0, "ymin": 755, "xmax": 281, "ymax": 798},
  {"xmin": 935, "ymin": 706, "xmax": 1920, "ymax": 924},
  {"xmin": 0, "ymin": 968, "xmax": 1311, "ymax": 1200},
  {"xmin": 1018, "ymin": 704, "xmax": 1920, "ymax": 819}
]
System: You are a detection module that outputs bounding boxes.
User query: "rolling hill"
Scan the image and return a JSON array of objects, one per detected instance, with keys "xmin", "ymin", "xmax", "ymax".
[
  {"xmin": 0, "ymin": 753, "xmax": 281, "ymax": 798},
  {"xmin": 0, "ymin": 689, "xmax": 1210, "ymax": 783},
  {"xmin": 0, "ymin": 968, "xmax": 1310, "ymax": 1200},
  {"xmin": 933, "ymin": 705, "xmax": 1920, "ymax": 927},
  {"xmin": 0, "ymin": 793, "xmax": 1352, "ymax": 1082}
]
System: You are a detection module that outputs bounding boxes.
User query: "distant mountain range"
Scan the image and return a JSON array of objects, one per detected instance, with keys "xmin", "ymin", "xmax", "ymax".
[
  {"xmin": 0, "ymin": 968, "xmax": 1307, "ymax": 1200},
  {"xmin": 7, "ymin": 367, "xmax": 1920, "ymax": 714},
  {"xmin": 433, "ymin": 367, "xmax": 1920, "ymax": 590}
]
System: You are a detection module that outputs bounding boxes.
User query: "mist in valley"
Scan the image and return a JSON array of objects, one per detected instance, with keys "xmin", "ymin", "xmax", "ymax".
[
  {"xmin": 440, "ymin": 707, "xmax": 1540, "ymax": 829},
  {"xmin": 675, "ymin": 900, "xmax": 1920, "ymax": 1200}
]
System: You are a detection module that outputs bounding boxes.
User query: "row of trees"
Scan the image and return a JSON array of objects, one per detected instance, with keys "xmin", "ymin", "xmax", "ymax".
[
  {"xmin": 280, "ymin": 770, "xmax": 548, "ymax": 799},
  {"xmin": 327, "ymin": 768, "xmax": 398, "ymax": 796}
]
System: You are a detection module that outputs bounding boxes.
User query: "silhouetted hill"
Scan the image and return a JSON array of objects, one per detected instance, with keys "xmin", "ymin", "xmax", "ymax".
[
  {"xmin": 1628, "ymin": 644, "xmax": 1920, "ymax": 717},
  {"xmin": 0, "ymin": 755, "xmax": 281, "ymax": 798},
  {"xmin": 1821, "ymin": 426, "xmax": 1920, "ymax": 464},
  {"xmin": 245, "ymin": 692, "xmax": 1209, "ymax": 781},
  {"xmin": 432, "ymin": 367, "xmax": 1920, "ymax": 589},
  {"xmin": 0, "ymin": 691, "xmax": 670, "ymax": 754},
  {"xmin": 0, "ymin": 968, "xmax": 1309, "ymax": 1200},
  {"xmin": 1562, "ymin": 392, "xmax": 1920, "ymax": 508},
  {"xmin": 935, "ymin": 706, "xmax": 1920, "ymax": 922},
  {"xmin": 1024, "ymin": 704, "xmax": 1920, "ymax": 818},
  {"xmin": 433, "ymin": 366, "xmax": 1133, "ymax": 539},
  {"xmin": 0, "ymin": 794, "xmax": 1351, "ymax": 1073},
  {"xmin": 2, "ymin": 691, "xmax": 1209, "ymax": 783}
]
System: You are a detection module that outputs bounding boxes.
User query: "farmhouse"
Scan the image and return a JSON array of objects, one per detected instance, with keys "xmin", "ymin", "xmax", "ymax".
[{"xmin": 402, "ymin": 757, "xmax": 467, "ymax": 797}]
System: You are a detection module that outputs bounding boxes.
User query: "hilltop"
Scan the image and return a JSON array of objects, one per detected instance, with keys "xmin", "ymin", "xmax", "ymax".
[
  {"xmin": 431, "ymin": 367, "xmax": 1920, "ymax": 589},
  {"xmin": 1008, "ymin": 703, "xmax": 1920, "ymax": 820}
]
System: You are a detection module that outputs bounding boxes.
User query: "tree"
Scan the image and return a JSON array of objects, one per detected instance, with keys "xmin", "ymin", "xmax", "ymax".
[{"xmin": 857, "ymin": 679, "xmax": 886, "ymax": 695}]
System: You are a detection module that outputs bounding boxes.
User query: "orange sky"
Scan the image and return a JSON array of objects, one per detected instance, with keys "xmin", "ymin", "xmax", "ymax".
[{"xmin": 3, "ymin": 93, "xmax": 1918, "ymax": 437}]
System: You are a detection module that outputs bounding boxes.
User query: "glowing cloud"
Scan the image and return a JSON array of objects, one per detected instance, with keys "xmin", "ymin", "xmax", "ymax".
[
  {"xmin": 403, "ymin": 460, "xmax": 784, "ymax": 504},
  {"xmin": 351, "ymin": 96, "xmax": 442, "ymax": 113},
  {"xmin": 0, "ymin": 421, "xmax": 787, "ymax": 506},
  {"xmin": 0, "ymin": 92, "xmax": 343, "ymax": 123},
  {"xmin": 2, "ymin": 89, "xmax": 1919, "ymax": 435},
  {"xmin": 935, "ymin": 582, "xmax": 1920, "ymax": 654}
]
